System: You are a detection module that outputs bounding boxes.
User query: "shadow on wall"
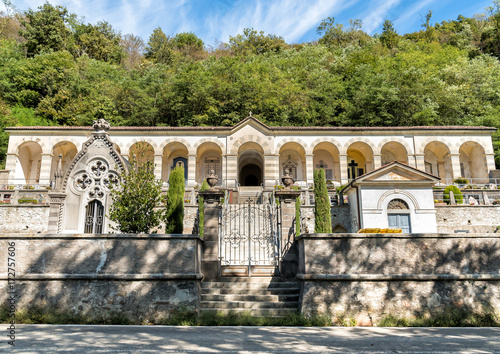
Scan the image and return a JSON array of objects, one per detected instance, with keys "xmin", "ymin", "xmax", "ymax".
[
  {"xmin": 298, "ymin": 234, "xmax": 500, "ymax": 324},
  {"xmin": 0, "ymin": 234, "xmax": 203, "ymax": 323}
]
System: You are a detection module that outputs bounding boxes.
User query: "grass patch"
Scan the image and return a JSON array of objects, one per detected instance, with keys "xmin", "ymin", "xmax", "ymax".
[{"xmin": 379, "ymin": 308, "xmax": 500, "ymax": 327}]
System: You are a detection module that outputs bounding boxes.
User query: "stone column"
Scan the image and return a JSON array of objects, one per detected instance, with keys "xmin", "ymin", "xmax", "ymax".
[
  {"xmin": 187, "ymin": 154, "xmax": 196, "ymax": 187},
  {"xmin": 225, "ymin": 155, "xmax": 238, "ymax": 189},
  {"xmin": 450, "ymin": 153, "xmax": 461, "ymax": 179},
  {"xmin": 340, "ymin": 154, "xmax": 348, "ymax": 184},
  {"xmin": 305, "ymin": 154, "xmax": 314, "ymax": 186},
  {"xmin": 415, "ymin": 154, "xmax": 426, "ymax": 171},
  {"xmin": 153, "ymin": 154, "xmax": 162, "ymax": 181},
  {"xmin": 38, "ymin": 153, "xmax": 53, "ymax": 185},
  {"xmin": 5, "ymin": 153, "xmax": 17, "ymax": 184},
  {"xmin": 47, "ymin": 192, "xmax": 66, "ymax": 233},
  {"xmin": 373, "ymin": 154, "xmax": 382, "ymax": 170},
  {"xmin": 199, "ymin": 190, "xmax": 224, "ymax": 281},
  {"xmin": 276, "ymin": 190, "xmax": 300, "ymax": 279},
  {"xmin": 263, "ymin": 154, "xmax": 279, "ymax": 188},
  {"xmin": 408, "ymin": 154, "xmax": 417, "ymax": 168},
  {"xmin": 486, "ymin": 153, "xmax": 496, "ymax": 176}
]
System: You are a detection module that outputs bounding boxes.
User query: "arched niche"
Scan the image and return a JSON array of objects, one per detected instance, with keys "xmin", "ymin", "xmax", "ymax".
[
  {"xmin": 162, "ymin": 142, "xmax": 189, "ymax": 182},
  {"xmin": 196, "ymin": 142, "xmax": 222, "ymax": 185},
  {"xmin": 346, "ymin": 142, "xmax": 374, "ymax": 180},
  {"xmin": 50, "ymin": 141, "xmax": 78, "ymax": 183},
  {"xmin": 279, "ymin": 142, "xmax": 306, "ymax": 182},
  {"xmin": 381, "ymin": 141, "xmax": 408, "ymax": 166},
  {"xmin": 313, "ymin": 142, "xmax": 340, "ymax": 183},
  {"xmin": 238, "ymin": 142, "xmax": 264, "ymax": 187},
  {"xmin": 16, "ymin": 141, "xmax": 42, "ymax": 184},
  {"xmin": 459, "ymin": 141, "xmax": 488, "ymax": 183},
  {"xmin": 129, "ymin": 141, "xmax": 154, "ymax": 166},
  {"xmin": 424, "ymin": 141, "xmax": 452, "ymax": 182}
]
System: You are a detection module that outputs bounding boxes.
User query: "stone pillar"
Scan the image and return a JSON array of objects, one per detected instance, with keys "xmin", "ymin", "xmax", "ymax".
[
  {"xmin": 199, "ymin": 190, "xmax": 224, "ymax": 281},
  {"xmin": 47, "ymin": 192, "xmax": 66, "ymax": 233},
  {"xmin": 486, "ymin": 153, "xmax": 496, "ymax": 175},
  {"xmin": 276, "ymin": 190, "xmax": 300, "ymax": 279},
  {"xmin": 415, "ymin": 154, "xmax": 425, "ymax": 171},
  {"xmin": 340, "ymin": 154, "xmax": 348, "ymax": 184},
  {"xmin": 38, "ymin": 153, "xmax": 53, "ymax": 185},
  {"xmin": 153, "ymin": 154, "xmax": 162, "ymax": 181},
  {"xmin": 264, "ymin": 154, "xmax": 279, "ymax": 188},
  {"xmin": 5, "ymin": 153, "xmax": 17, "ymax": 184},
  {"xmin": 408, "ymin": 154, "xmax": 417, "ymax": 168},
  {"xmin": 373, "ymin": 154, "xmax": 382, "ymax": 170},
  {"xmin": 187, "ymin": 154, "xmax": 196, "ymax": 187},
  {"xmin": 450, "ymin": 153, "xmax": 461, "ymax": 179},
  {"xmin": 226, "ymin": 155, "xmax": 238, "ymax": 189},
  {"xmin": 305, "ymin": 154, "xmax": 314, "ymax": 186}
]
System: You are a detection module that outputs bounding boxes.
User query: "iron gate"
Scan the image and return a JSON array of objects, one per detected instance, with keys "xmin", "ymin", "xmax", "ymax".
[{"xmin": 219, "ymin": 192, "xmax": 280, "ymax": 276}]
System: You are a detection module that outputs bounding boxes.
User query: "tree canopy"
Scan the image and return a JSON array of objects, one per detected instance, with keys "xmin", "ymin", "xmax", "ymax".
[{"xmin": 1, "ymin": 1, "xmax": 500, "ymax": 169}]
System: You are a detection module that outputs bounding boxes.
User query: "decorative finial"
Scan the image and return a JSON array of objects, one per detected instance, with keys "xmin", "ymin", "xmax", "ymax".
[
  {"xmin": 92, "ymin": 118, "xmax": 110, "ymax": 132},
  {"xmin": 249, "ymin": 111, "xmax": 252, "ymax": 117}
]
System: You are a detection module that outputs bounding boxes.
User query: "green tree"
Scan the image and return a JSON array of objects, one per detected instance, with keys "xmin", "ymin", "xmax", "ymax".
[
  {"xmin": 228, "ymin": 28, "xmax": 287, "ymax": 56},
  {"xmin": 317, "ymin": 17, "xmax": 369, "ymax": 47},
  {"xmin": 313, "ymin": 168, "xmax": 332, "ymax": 233},
  {"xmin": 164, "ymin": 165, "xmax": 185, "ymax": 233},
  {"xmin": 73, "ymin": 21, "xmax": 124, "ymax": 63},
  {"xmin": 295, "ymin": 197, "xmax": 301, "ymax": 236},
  {"xmin": 108, "ymin": 158, "xmax": 164, "ymax": 233},
  {"xmin": 145, "ymin": 27, "xmax": 172, "ymax": 64},
  {"xmin": 197, "ymin": 179, "xmax": 209, "ymax": 238},
  {"xmin": 19, "ymin": 2, "xmax": 72, "ymax": 56},
  {"xmin": 380, "ymin": 20, "xmax": 399, "ymax": 49}
]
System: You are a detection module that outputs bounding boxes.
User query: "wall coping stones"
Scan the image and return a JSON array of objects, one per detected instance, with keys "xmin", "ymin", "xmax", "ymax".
[
  {"xmin": 0, "ymin": 273, "xmax": 204, "ymax": 281},
  {"xmin": 297, "ymin": 273, "xmax": 500, "ymax": 281},
  {"xmin": 0, "ymin": 233, "xmax": 204, "ymax": 241},
  {"xmin": 296, "ymin": 233, "xmax": 500, "ymax": 240}
]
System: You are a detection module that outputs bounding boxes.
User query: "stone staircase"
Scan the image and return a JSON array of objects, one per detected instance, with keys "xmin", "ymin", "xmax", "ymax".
[
  {"xmin": 201, "ymin": 277, "xmax": 300, "ymax": 317},
  {"xmin": 237, "ymin": 186, "xmax": 263, "ymax": 203}
]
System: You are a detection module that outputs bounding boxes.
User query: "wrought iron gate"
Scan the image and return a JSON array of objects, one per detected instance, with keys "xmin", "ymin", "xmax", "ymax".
[
  {"xmin": 84, "ymin": 200, "xmax": 104, "ymax": 233},
  {"xmin": 219, "ymin": 192, "xmax": 280, "ymax": 276}
]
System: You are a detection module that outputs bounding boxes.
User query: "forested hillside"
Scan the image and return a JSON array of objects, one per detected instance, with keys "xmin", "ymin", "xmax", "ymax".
[{"xmin": 2, "ymin": 2, "xmax": 500, "ymax": 169}]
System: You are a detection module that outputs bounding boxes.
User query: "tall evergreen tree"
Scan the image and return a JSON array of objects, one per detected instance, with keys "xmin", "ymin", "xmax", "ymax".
[
  {"xmin": 313, "ymin": 169, "xmax": 332, "ymax": 233},
  {"xmin": 164, "ymin": 165, "xmax": 185, "ymax": 233}
]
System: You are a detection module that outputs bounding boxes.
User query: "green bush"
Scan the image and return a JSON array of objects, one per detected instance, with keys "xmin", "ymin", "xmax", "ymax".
[
  {"xmin": 443, "ymin": 185, "xmax": 463, "ymax": 205},
  {"xmin": 18, "ymin": 198, "xmax": 38, "ymax": 204},
  {"xmin": 295, "ymin": 197, "xmax": 301, "ymax": 236},
  {"xmin": 314, "ymin": 168, "xmax": 332, "ymax": 233},
  {"xmin": 453, "ymin": 177, "xmax": 469, "ymax": 184},
  {"xmin": 164, "ymin": 165, "xmax": 185, "ymax": 233}
]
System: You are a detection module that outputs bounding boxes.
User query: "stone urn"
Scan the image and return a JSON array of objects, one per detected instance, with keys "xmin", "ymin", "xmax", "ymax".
[
  {"xmin": 281, "ymin": 168, "xmax": 294, "ymax": 190},
  {"xmin": 206, "ymin": 169, "xmax": 218, "ymax": 189}
]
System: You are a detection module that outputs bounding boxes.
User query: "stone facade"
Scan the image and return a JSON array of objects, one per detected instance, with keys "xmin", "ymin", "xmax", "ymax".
[
  {"xmin": 436, "ymin": 206, "xmax": 500, "ymax": 233},
  {"xmin": 0, "ymin": 234, "xmax": 203, "ymax": 321},
  {"xmin": 0, "ymin": 205, "xmax": 49, "ymax": 233},
  {"xmin": 297, "ymin": 233, "xmax": 500, "ymax": 324}
]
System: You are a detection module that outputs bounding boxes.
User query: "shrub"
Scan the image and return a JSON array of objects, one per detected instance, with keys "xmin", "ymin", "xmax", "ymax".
[
  {"xmin": 443, "ymin": 185, "xmax": 463, "ymax": 205},
  {"xmin": 18, "ymin": 198, "xmax": 38, "ymax": 204},
  {"xmin": 453, "ymin": 177, "xmax": 469, "ymax": 185},
  {"xmin": 108, "ymin": 159, "xmax": 163, "ymax": 233},
  {"xmin": 314, "ymin": 168, "xmax": 332, "ymax": 233},
  {"xmin": 164, "ymin": 165, "xmax": 185, "ymax": 233},
  {"xmin": 295, "ymin": 197, "xmax": 301, "ymax": 236}
]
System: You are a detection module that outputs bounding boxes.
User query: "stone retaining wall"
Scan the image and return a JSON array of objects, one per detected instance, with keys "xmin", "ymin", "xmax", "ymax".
[
  {"xmin": 0, "ymin": 234, "xmax": 203, "ymax": 322},
  {"xmin": 435, "ymin": 206, "xmax": 500, "ymax": 233},
  {"xmin": 297, "ymin": 233, "xmax": 500, "ymax": 325},
  {"xmin": 0, "ymin": 205, "xmax": 49, "ymax": 233}
]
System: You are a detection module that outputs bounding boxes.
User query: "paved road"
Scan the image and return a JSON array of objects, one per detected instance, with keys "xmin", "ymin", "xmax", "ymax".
[{"xmin": 4, "ymin": 325, "xmax": 500, "ymax": 353}]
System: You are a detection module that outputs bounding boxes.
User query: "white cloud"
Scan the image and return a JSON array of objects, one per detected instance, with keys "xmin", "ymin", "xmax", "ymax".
[
  {"xmin": 393, "ymin": 0, "xmax": 435, "ymax": 33},
  {"xmin": 361, "ymin": 0, "xmax": 402, "ymax": 34}
]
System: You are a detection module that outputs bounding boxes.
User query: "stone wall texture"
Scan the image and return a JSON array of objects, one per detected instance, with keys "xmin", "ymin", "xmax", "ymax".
[
  {"xmin": 297, "ymin": 233, "xmax": 500, "ymax": 324},
  {"xmin": 0, "ymin": 234, "xmax": 203, "ymax": 322},
  {"xmin": 435, "ymin": 206, "xmax": 500, "ymax": 233},
  {"xmin": 0, "ymin": 205, "xmax": 49, "ymax": 233}
]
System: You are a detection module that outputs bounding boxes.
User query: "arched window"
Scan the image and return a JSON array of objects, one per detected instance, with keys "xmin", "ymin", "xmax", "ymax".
[{"xmin": 387, "ymin": 199, "xmax": 409, "ymax": 210}]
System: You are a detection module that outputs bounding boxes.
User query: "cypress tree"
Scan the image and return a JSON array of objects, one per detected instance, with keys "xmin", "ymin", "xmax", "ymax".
[
  {"xmin": 164, "ymin": 166, "xmax": 185, "ymax": 233},
  {"xmin": 197, "ymin": 179, "xmax": 209, "ymax": 238},
  {"xmin": 314, "ymin": 168, "xmax": 332, "ymax": 233},
  {"xmin": 295, "ymin": 196, "xmax": 301, "ymax": 236}
]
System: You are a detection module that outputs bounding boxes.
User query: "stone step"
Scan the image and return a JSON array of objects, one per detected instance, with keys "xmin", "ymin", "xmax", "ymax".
[
  {"xmin": 201, "ymin": 288, "xmax": 300, "ymax": 295},
  {"xmin": 200, "ymin": 308, "xmax": 298, "ymax": 317},
  {"xmin": 201, "ymin": 301, "xmax": 299, "ymax": 309},
  {"xmin": 201, "ymin": 294, "xmax": 300, "ymax": 302},
  {"xmin": 215, "ymin": 277, "xmax": 287, "ymax": 283},
  {"xmin": 201, "ymin": 282, "xmax": 299, "ymax": 289}
]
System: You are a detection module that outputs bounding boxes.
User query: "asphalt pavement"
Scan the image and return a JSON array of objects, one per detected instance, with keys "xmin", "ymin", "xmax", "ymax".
[{"xmin": 4, "ymin": 325, "xmax": 500, "ymax": 353}]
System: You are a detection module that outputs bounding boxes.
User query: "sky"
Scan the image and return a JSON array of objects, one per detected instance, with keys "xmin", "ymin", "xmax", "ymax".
[{"xmin": 3, "ymin": 0, "xmax": 494, "ymax": 46}]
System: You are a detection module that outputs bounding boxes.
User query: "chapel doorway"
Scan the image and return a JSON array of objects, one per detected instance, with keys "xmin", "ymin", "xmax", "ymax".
[
  {"xmin": 240, "ymin": 164, "xmax": 262, "ymax": 186},
  {"xmin": 237, "ymin": 143, "xmax": 264, "ymax": 187},
  {"xmin": 387, "ymin": 198, "xmax": 411, "ymax": 233}
]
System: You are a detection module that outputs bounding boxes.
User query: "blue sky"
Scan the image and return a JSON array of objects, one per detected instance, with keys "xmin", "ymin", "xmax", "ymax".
[{"xmin": 4, "ymin": 0, "xmax": 494, "ymax": 46}]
